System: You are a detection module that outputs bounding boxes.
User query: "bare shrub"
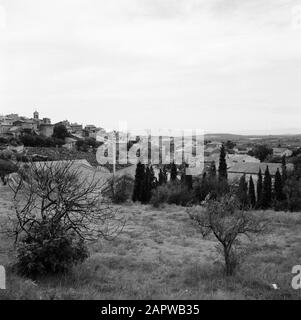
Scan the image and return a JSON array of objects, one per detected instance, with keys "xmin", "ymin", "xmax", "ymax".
[
  {"xmin": 188, "ymin": 193, "xmax": 266, "ymax": 276},
  {"xmin": 103, "ymin": 174, "xmax": 134, "ymax": 204},
  {"xmin": 150, "ymin": 182, "xmax": 194, "ymax": 207},
  {"xmin": 7, "ymin": 160, "xmax": 124, "ymax": 277}
]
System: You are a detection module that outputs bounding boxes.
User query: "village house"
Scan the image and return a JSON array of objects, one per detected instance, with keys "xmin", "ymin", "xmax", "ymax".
[
  {"xmin": 71, "ymin": 123, "xmax": 83, "ymax": 136},
  {"xmin": 39, "ymin": 123, "xmax": 54, "ymax": 137},
  {"xmin": 84, "ymin": 125, "xmax": 98, "ymax": 138},
  {"xmin": 42, "ymin": 118, "xmax": 51, "ymax": 125},
  {"xmin": 55, "ymin": 120, "xmax": 72, "ymax": 133},
  {"xmin": 13, "ymin": 119, "xmax": 38, "ymax": 131},
  {"xmin": 0, "ymin": 123, "xmax": 13, "ymax": 135},
  {"xmin": 233, "ymin": 146, "xmax": 252, "ymax": 154},
  {"xmin": 63, "ymin": 137, "xmax": 78, "ymax": 150},
  {"xmin": 272, "ymin": 147, "xmax": 293, "ymax": 158}
]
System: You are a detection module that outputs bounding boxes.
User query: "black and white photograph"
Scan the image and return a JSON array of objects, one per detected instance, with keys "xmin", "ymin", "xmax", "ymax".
[{"xmin": 0, "ymin": 0, "xmax": 301, "ymax": 308}]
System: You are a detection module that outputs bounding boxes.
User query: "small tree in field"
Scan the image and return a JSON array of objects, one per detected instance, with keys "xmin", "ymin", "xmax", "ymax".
[
  {"xmin": 7, "ymin": 160, "xmax": 124, "ymax": 277},
  {"xmin": 188, "ymin": 193, "xmax": 266, "ymax": 276}
]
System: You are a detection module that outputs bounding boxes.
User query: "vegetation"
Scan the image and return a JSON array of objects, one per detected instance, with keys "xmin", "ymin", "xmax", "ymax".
[
  {"xmin": 76, "ymin": 138, "xmax": 103, "ymax": 152},
  {"xmin": 218, "ymin": 144, "xmax": 228, "ymax": 181},
  {"xmin": 0, "ymin": 159, "xmax": 18, "ymax": 185},
  {"xmin": 189, "ymin": 193, "xmax": 266, "ymax": 276},
  {"xmin": 248, "ymin": 176, "xmax": 256, "ymax": 208},
  {"xmin": 20, "ymin": 134, "xmax": 65, "ymax": 147},
  {"xmin": 237, "ymin": 175, "xmax": 248, "ymax": 208},
  {"xmin": 104, "ymin": 175, "xmax": 134, "ymax": 204},
  {"xmin": 248, "ymin": 145, "xmax": 273, "ymax": 162},
  {"xmin": 6, "ymin": 161, "xmax": 123, "ymax": 277},
  {"xmin": 1, "ymin": 196, "xmax": 300, "ymax": 300},
  {"xmin": 52, "ymin": 124, "xmax": 70, "ymax": 140},
  {"xmin": 262, "ymin": 166, "xmax": 272, "ymax": 209},
  {"xmin": 150, "ymin": 182, "xmax": 194, "ymax": 208},
  {"xmin": 170, "ymin": 161, "xmax": 178, "ymax": 181}
]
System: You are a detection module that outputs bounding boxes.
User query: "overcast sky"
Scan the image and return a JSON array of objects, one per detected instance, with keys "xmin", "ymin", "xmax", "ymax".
[{"xmin": 0, "ymin": 0, "xmax": 300, "ymax": 134}]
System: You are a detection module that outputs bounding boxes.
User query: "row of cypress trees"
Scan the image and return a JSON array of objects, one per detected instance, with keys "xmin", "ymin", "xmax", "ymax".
[
  {"xmin": 237, "ymin": 159, "xmax": 287, "ymax": 209},
  {"xmin": 132, "ymin": 160, "xmax": 194, "ymax": 204},
  {"xmin": 132, "ymin": 162, "xmax": 157, "ymax": 203},
  {"xmin": 132, "ymin": 144, "xmax": 287, "ymax": 209}
]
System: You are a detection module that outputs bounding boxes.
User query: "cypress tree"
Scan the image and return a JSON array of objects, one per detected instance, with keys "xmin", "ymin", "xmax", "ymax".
[
  {"xmin": 249, "ymin": 176, "xmax": 256, "ymax": 208},
  {"xmin": 274, "ymin": 168, "xmax": 283, "ymax": 201},
  {"xmin": 198, "ymin": 172, "xmax": 209, "ymax": 201},
  {"xmin": 237, "ymin": 174, "xmax": 248, "ymax": 208},
  {"xmin": 185, "ymin": 174, "xmax": 193, "ymax": 190},
  {"xmin": 218, "ymin": 144, "xmax": 227, "ymax": 181},
  {"xmin": 209, "ymin": 161, "xmax": 217, "ymax": 179},
  {"xmin": 162, "ymin": 165, "xmax": 168, "ymax": 184},
  {"xmin": 158, "ymin": 168, "xmax": 164, "ymax": 185},
  {"xmin": 180, "ymin": 168, "xmax": 186, "ymax": 184},
  {"xmin": 262, "ymin": 166, "xmax": 272, "ymax": 209},
  {"xmin": 281, "ymin": 155, "xmax": 287, "ymax": 182},
  {"xmin": 256, "ymin": 169, "xmax": 263, "ymax": 209},
  {"xmin": 141, "ymin": 166, "xmax": 151, "ymax": 203},
  {"xmin": 149, "ymin": 165, "xmax": 157, "ymax": 189},
  {"xmin": 132, "ymin": 161, "xmax": 145, "ymax": 202},
  {"xmin": 170, "ymin": 161, "xmax": 177, "ymax": 182}
]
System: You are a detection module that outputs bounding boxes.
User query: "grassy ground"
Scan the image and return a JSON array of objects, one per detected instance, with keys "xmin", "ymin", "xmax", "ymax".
[{"xmin": 0, "ymin": 184, "xmax": 301, "ymax": 300}]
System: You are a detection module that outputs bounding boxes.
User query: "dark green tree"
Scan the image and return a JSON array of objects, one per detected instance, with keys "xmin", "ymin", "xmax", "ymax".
[
  {"xmin": 158, "ymin": 168, "xmax": 164, "ymax": 186},
  {"xmin": 281, "ymin": 155, "xmax": 287, "ymax": 182},
  {"xmin": 274, "ymin": 168, "xmax": 283, "ymax": 201},
  {"xmin": 162, "ymin": 165, "xmax": 168, "ymax": 184},
  {"xmin": 251, "ymin": 144, "xmax": 273, "ymax": 162},
  {"xmin": 132, "ymin": 161, "xmax": 145, "ymax": 202},
  {"xmin": 185, "ymin": 174, "xmax": 193, "ymax": 190},
  {"xmin": 237, "ymin": 174, "xmax": 248, "ymax": 208},
  {"xmin": 141, "ymin": 166, "xmax": 151, "ymax": 203},
  {"xmin": 209, "ymin": 161, "xmax": 217, "ymax": 179},
  {"xmin": 218, "ymin": 144, "xmax": 228, "ymax": 182},
  {"xmin": 141, "ymin": 165, "xmax": 157, "ymax": 203},
  {"xmin": 53, "ymin": 124, "xmax": 69, "ymax": 140},
  {"xmin": 256, "ymin": 169, "xmax": 263, "ymax": 209},
  {"xmin": 170, "ymin": 161, "xmax": 178, "ymax": 182},
  {"xmin": 249, "ymin": 176, "xmax": 256, "ymax": 208},
  {"xmin": 262, "ymin": 166, "xmax": 272, "ymax": 209},
  {"xmin": 149, "ymin": 165, "xmax": 157, "ymax": 189}
]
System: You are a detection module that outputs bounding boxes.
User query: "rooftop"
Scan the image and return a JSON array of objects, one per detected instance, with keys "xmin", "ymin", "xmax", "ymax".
[{"xmin": 228, "ymin": 162, "xmax": 294, "ymax": 175}]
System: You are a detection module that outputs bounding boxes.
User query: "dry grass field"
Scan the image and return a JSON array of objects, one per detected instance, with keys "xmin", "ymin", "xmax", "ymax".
[{"xmin": 0, "ymin": 184, "xmax": 301, "ymax": 300}]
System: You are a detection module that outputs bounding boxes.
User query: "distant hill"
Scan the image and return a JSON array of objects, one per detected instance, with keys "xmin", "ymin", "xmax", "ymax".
[{"xmin": 204, "ymin": 133, "xmax": 301, "ymax": 142}]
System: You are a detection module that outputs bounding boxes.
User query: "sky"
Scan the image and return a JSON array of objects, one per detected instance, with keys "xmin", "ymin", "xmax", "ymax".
[{"xmin": 0, "ymin": 0, "xmax": 300, "ymax": 134}]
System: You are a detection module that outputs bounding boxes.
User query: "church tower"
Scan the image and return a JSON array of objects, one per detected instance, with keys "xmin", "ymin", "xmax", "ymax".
[{"xmin": 33, "ymin": 110, "xmax": 39, "ymax": 120}]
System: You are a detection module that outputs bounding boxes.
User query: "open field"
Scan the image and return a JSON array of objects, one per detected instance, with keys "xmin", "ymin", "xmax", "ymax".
[{"xmin": 0, "ymin": 184, "xmax": 301, "ymax": 300}]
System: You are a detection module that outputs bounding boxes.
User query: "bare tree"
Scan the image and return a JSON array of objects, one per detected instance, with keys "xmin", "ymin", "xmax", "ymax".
[
  {"xmin": 188, "ymin": 193, "xmax": 266, "ymax": 276},
  {"xmin": 7, "ymin": 160, "xmax": 124, "ymax": 244}
]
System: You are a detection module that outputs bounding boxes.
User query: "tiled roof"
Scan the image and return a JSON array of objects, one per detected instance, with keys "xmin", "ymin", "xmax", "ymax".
[{"xmin": 228, "ymin": 162, "xmax": 294, "ymax": 175}]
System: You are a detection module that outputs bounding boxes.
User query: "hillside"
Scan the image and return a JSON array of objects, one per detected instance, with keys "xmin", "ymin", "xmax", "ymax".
[{"xmin": 0, "ymin": 185, "xmax": 300, "ymax": 300}]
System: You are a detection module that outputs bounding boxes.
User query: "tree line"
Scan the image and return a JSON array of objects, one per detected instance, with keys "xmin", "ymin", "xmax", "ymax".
[{"xmin": 132, "ymin": 144, "xmax": 301, "ymax": 212}]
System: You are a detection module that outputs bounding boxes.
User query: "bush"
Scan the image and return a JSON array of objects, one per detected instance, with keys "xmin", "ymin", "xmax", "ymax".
[
  {"xmin": 188, "ymin": 193, "xmax": 266, "ymax": 276},
  {"xmin": 150, "ymin": 185, "xmax": 169, "ymax": 208},
  {"xmin": 9, "ymin": 160, "xmax": 122, "ymax": 278},
  {"xmin": 150, "ymin": 182, "xmax": 194, "ymax": 207},
  {"xmin": 14, "ymin": 223, "xmax": 89, "ymax": 278},
  {"xmin": 272, "ymin": 199, "xmax": 288, "ymax": 212},
  {"xmin": 20, "ymin": 134, "xmax": 65, "ymax": 147},
  {"xmin": 102, "ymin": 175, "xmax": 134, "ymax": 204},
  {"xmin": 0, "ymin": 159, "xmax": 18, "ymax": 184}
]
